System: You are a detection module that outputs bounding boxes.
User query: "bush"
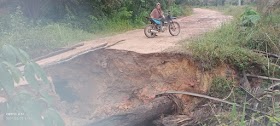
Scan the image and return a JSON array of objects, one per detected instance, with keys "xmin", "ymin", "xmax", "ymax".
[
  {"xmin": 168, "ymin": 4, "xmax": 192, "ymax": 17},
  {"xmin": 169, "ymin": 4, "xmax": 185, "ymax": 17},
  {"xmin": 240, "ymin": 8, "xmax": 260, "ymax": 27}
]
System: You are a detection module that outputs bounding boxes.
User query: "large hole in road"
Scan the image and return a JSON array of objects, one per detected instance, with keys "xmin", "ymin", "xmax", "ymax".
[{"xmin": 45, "ymin": 49, "xmax": 231, "ymax": 124}]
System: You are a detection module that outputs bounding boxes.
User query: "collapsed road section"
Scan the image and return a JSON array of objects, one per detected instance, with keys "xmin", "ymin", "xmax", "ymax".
[{"xmin": 44, "ymin": 48, "xmax": 232, "ymax": 126}]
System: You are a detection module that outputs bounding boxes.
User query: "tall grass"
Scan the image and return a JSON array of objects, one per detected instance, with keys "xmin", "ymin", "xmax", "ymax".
[{"xmin": 186, "ymin": 21, "xmax": 266, "ymax": 71}]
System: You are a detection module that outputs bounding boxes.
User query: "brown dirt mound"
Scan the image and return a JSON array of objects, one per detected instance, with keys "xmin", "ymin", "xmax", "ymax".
[{"xmin": 45, "ymin": 49, "xmax": 233, "ymax": 125}]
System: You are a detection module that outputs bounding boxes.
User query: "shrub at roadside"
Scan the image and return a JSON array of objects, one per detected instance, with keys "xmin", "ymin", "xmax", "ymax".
[{"xmin": 240, "ymin": 8, "xmax": 260, "ymax": 27}]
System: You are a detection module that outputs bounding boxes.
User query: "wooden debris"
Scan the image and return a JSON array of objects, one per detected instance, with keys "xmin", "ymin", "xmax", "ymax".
[
  {"xmin": 85, "ymin": 96, "xmax": 175, "ymax": 126},
  {"xmin": 162, "ymin": 91, "xmax": 269, "ymax": 116},
  {"xmin": 240, "ymin": 71, "xmax": 261, "ymax": 102},
  {"xmin": 16, "ymin": 43, "xmax": 85, "ymax": 67},
  {"xmin": 34, "ymin": 43, "xmax": 85, "ymax": 61},
  {"xmin": 253, "ymin": 50, "xmax": 280, "ymax": 59},
  {"xmin": 246, "ymin": 74, "xmax": 280, "ymax": 82}
]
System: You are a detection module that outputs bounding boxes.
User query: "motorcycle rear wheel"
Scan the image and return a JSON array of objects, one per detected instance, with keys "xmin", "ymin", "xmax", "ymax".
[{"xmin": 144, "ymin": 24, "xmax": 156, "ymax": 38}]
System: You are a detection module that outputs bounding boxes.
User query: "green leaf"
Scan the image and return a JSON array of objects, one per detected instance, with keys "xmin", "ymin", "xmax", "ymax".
[
  {"xmin": 240, "ymin": 8, "xmax": 260, "ymax": 27},
  {"xmin": 5, "ymin": 92, "xmax": 34, "ymax": 126},
  {"xmin": 0, "ymin": 63, "xmax": 15, "ymax": 95},
  {"xmin": 2, "ymin": 45, "xmax": 17, "ymax": 65},
  {"xmin": 2, "ymin": 61, "xmax": 22, "ymax": 83},
  {"xmin": 42, "ymin": 108, "xmax": 65, "ymax": 126},
  {"xmin": 267, "ymin": 116, "xmax": 280, "ymax": 124},
  {"xmin": 31, "ymin": 62, "xmax": 49, "ymax": 84},
  {"xmin": 39, "ymin": 90, "xmax": 53, "ymax": 105},
  {"xmin": 24, "ymin": 62, "xmax": 39, "ymax": 90},
  {"xmin": 231, "ymin": 103, "xmax": 237, "ymax": 120},
  {"xmin": 11, "ymin": 91, "xmax": 33, "ymax": 106},
  {"xmin": 248, "ymin": 15, "xmax": 260, "ymax": 25},
  {"xmin": 239, "ymin": 103, "xmax": 246, "ymax": 126},
  {"xmin": 18, "ymin": 49, "xmax": 30, "ymax": 64},
  {"xmin": 22, "ymin": 99, "xmax": 45, "ymax": 125},
  {"xmin": 9, "ymin": 45, "xmax": 25, "ymax": 63},
  {"xmin": 5, "ymin": 103, "xmax": 32, "ymax": 126}
]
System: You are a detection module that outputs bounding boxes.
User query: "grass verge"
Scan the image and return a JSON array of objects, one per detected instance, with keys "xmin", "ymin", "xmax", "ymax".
[{"xmin": 186, "ymin": 21, "xmax": 266, "ymax": 71}]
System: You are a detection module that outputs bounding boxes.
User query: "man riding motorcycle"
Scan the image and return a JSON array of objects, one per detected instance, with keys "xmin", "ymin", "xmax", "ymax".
[{"xmin": 150, "ymin": 2, "xmax": 165, "ymax": 32}]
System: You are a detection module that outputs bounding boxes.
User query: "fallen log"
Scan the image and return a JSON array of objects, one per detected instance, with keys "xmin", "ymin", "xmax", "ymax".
[
  {"xmin": 33, "ymin": 43, "xmax": 85, "ymax": 61},
  {"xmin": 85, "ymin": 96, "xmax": 175, "ymax": 126},
  {"xmin": 16, "ymin": 43, "xmax": 84, "ymax": 67}
]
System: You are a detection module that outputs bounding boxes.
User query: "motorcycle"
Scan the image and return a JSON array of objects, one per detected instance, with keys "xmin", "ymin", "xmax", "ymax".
[{"xmin": 144, "ymin": 11, "xmax": 180, "ymax": 38}]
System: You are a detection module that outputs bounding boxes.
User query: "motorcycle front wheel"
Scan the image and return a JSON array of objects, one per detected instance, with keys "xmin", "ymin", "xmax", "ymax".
[
  {"xmin": 144, "ymin": 24, "xmax": 156, "ymax": 38},
  {"xmin": 169, "ymin": 22, "xmax": 180, "ymax": 36}
]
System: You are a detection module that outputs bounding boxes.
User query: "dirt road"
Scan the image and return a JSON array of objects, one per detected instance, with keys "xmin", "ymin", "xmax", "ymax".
[
  {"xmin": 107, "ymin": 8, "xmax": 232, "ymax": 53},
  {"xmin": 33, "ymin": 8, "xmax": 232, "ymax": 67}
]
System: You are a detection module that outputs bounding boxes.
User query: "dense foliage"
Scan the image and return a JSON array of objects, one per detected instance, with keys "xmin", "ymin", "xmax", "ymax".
[{"xmin": 0, "ymin": 0, "xmax": 189, "ymax": 30}]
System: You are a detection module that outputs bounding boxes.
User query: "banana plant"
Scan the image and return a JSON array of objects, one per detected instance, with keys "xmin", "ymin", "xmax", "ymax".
[{"xmin": 0, "ymin": 45, "xmax": 64, "ymax": 126}]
